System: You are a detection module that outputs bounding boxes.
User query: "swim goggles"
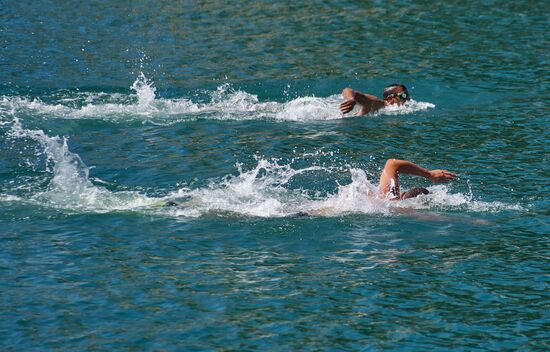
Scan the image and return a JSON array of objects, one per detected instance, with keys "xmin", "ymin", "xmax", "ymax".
[{"xmin": 386, "ymin": 92, "xmax": 409, "ymax": 100}]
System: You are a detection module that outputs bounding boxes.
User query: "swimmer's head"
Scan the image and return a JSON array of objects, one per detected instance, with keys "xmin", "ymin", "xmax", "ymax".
[
  {"xmin": 400, "ymin": 187, "xmax": 429, "ymax": 200},
  {"xmin": 383, "ymin": 84, "xmax": 410, "ymax": 105}
]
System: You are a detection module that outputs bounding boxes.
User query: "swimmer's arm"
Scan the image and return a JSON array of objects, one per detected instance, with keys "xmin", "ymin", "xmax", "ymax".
[
  {"xmin": 379, "ymin": 159, "xmax": 457, "ymax": 198},
  {"xmin": 340, "ymin": 88, "xmax": 385, "ymax": 115},
  {"xmin": 389, "ymin": 159, "xmax": 457, "ymax": 182}
]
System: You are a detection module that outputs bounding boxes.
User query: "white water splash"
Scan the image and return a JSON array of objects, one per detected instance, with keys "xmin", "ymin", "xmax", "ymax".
[
  {"xmin": 307, "ymin": 168, "xmax": 388, "ymax": 216},
  {"xmin": 274, "ymin": 96, "xmax": 342, "ymax": 121},
  {"xmin": 0, "ymin": 73, "xmax": 197, "ymax": 122},
  {"xmin": 6, "ymin": 119, "xmax": 160, "ymax": 212},
  {"xmin": 418, "ymin": 184, "xmax": 524, "ymax": 213},
  {"xmin": 338, "ymin": 96, "xmax": 435, "ymax": 118},
  {"xmin": 376, "ymin": 99, "xmax": 436, "ymax": 116},
  {"xmin": 130, "ymin": 71, "xmax": 157, "ymax": 107},
  {"xmin": 167, "ymin": 157, "xmax": 322, "ymax": 218}
]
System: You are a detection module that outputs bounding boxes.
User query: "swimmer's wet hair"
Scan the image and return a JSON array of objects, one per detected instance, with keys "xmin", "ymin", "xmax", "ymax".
[{"xmin": 401, "ymin": 187, "xmax": 429, "ymax": 200}]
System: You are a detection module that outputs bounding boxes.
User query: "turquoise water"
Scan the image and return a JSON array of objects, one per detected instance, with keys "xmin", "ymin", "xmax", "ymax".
[{"xmin": 1, "ymin": 1, "xmax": 549, "ymax": 351}]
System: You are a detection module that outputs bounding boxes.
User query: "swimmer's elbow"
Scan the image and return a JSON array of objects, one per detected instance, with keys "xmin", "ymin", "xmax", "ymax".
[
  {"xmin": 341, "ymin": 87, "xmax": 354, "ymax": 97},
  {"xmin": 384, "ymin": 159, "xmax": 401, "ymax": 168},
  {"xmin": 384, "ymin": 159, "xmax": 413, "ymax": 174}
]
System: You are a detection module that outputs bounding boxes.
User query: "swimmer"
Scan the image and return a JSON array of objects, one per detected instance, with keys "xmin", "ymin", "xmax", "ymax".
[
  {"xmin": 301, "ymin": 158, "xmax": 457, "ymax": 217},
  {"xmin": 339, "ymin": 83, "xmax": 410, "ymax": 115},
  {"xmin": 166, "ymin": 159, "xmax": 457, "ymax": 216},
  {"xmin": 379, "ymin": 158, "xmax": 457, "ymax": 200}
]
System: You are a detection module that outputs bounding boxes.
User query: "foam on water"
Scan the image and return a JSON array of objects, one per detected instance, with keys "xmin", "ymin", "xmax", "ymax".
[
  {"xmin": 341, "ymin": 98, "xmax": 436, "ymax": 118},
  {"xmin": 0, "ymin": 74, "xmax": 435, "ymax": 124},
  {"xmin": 377, "ymin": 100, "xmax": 436, "ymax": 116}
]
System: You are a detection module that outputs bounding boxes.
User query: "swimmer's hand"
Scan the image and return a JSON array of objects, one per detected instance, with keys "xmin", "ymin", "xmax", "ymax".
[
  {"xmin": 429, "ymin": 169, "xmax": 457, "ymax": 182},
  {"xmin": 339, "ymin": 99, "xmax": 356, "ymax": 114}
]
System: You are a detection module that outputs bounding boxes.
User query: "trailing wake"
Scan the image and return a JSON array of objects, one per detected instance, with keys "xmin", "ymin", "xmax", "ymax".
[
  {"xmin": 0, "ymin": 74, "xmax": 435, "ymax": 124},
  {"xmin": 0, "ymin": 119, "xmax": 521, "ymax": 218}
]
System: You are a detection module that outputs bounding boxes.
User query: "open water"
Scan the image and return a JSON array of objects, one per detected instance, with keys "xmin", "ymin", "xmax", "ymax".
[{"xmin": 1, "ymin": 1, "xmax": 548, "ymax": 351}]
